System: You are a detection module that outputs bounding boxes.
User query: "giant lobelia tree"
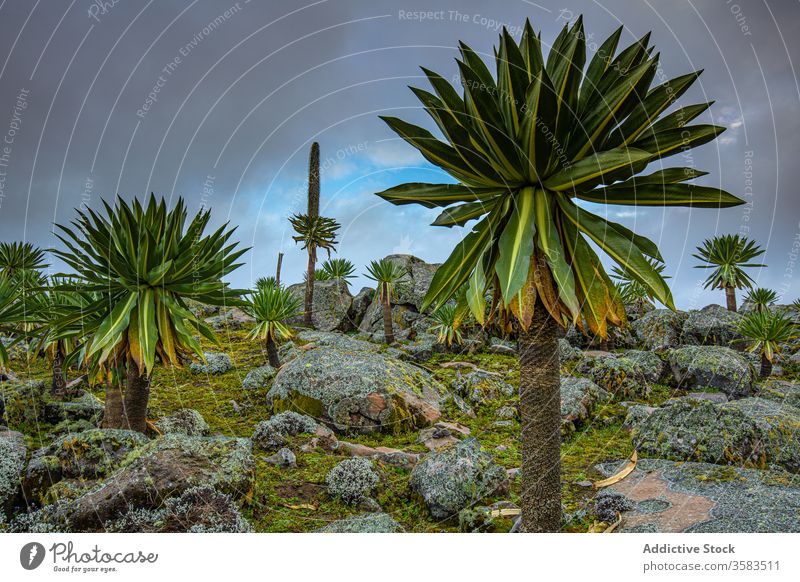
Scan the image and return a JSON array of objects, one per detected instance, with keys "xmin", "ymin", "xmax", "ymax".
[
  {"xmin": 53, "ymin": 196, "xmax": 247, "ymax": 432},
  {"xmin": 291, "ymin": 142, "xmax": 341, "ymax": 328},
  {"xmin": 375, "ymin": 17, "xmax": 743, "ymax": 531},
  {"xmin": 693, "ymin": 234, "xmax": 765, "ymax": 312}
]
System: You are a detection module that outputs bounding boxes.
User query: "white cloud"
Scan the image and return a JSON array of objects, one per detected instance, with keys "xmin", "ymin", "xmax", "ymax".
[{"xmin": 365, "ymin": 140, "xmax": 425, "ymax": 168}]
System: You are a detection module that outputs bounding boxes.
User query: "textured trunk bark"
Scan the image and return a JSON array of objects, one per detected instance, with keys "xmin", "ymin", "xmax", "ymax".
[
  {"xmin": 122, "ymin": 365, "xmax": 151, "ymax": 433},
  {"xmin": 275, "ymin": 252, "xmax": 284, "ymax": 287},
  {"xmin": 266, "ymin": 335, "xmax": 281, "ymax": 369},
  {"xmin": 518, "ymin": 306, "xmax": 563, "ymax": 533},
  {"xmin": 303, "ymin": 248, "xmax": 316, "ymax": 328},
  {"xmin": 308, "ymin": 142, "xmax": 320, "ymax": 217},
  {"xmin": 725, "ymin": 285, "xmax": 737, "ymax": 312},
  {"xmin": 760, "ymin": 353, "xmax": 773, "ymax": 378},
  {"xmin": 51, "ymin": 349, "xmax": 67, "ymax": 400},
  {"xmin": 101, "ymin": 377, "xmax": 125, "ymax": 429},
  {"xmin": 381, "ymin": 287, "xmax": 395, "ymax": 344}
]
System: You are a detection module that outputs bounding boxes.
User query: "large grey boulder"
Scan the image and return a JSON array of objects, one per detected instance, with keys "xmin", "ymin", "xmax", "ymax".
[
  {"xmin": 410, "ymin": 438, "xmax": 507, "ymax": 520},
  {"xmin": 757, "ymin": 380, "xmax": 800, "ymax": 409},
  {"xmin": 450, "ymin": 369, "xmax": 514, "ymax": 405},
  {"xmin": 348, "ymin": 287, "xmax": 375, "ymax": 328},
  {"xmin": 622, "ymin": 350, "xmax": 667, "ymax": 384},
  {"xmin": 681, "ymin": 304, "xmax": 743, "ymax": 347},
  {"xmin": 287, "ymin": 279, "xmax": 354, "ymax": 332},
  {"xmin": 632, "ymin": 309, "xmax": 686, "ymax": 351},
  {"xmin": 266, "ymin": 347, "xmax": 443, "ymax": 434},
  {"xmin": 382, "ymin": 254, "xmax": 439, "ymax": 311},
  {"xmin": 61, "ymin": 434, "xmax": 254, "ymax": 531},
  {"xmin": 588, "ymin": 356, "xmax": 650, "ymax": 398},
  {"xmin": 0, "ymin": 429, "xmax": 27, "ymax": 516},
  {"xmin": 632, "ymin": 397, "xmax": 800, "ymax": 472},
  {"xmin": 560, "ymin": 377, "xmax": 610, "ymax": 433},
  {"xmin": 23, "ymin": 429, "xmax": 149, "ymax": 504},
  {"xmin": 668, "ymin": 345, "xmax": 755, "ymax": 398}
]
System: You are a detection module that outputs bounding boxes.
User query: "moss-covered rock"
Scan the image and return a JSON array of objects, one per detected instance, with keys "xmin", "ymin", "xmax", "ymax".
[
  {"xmin": 668, "ymin": 345, "xmax": 755, "ymax": 398},
  {"xmin": 189, "ymin": 352, "xmax": 234, "ymax": 375},
  {"xmin": 317, "ymin": 512, "xmax": 403, "ymax": 533},
  {"xmin": 560, "ymin": 377, "xmax": 610, "ymax": 433},
  {"xmin": 154, "ymin": 409, "xmax": 210, "ymax": 437},
  {"xmin": 681, "ymin": 304, "xmax": 743, "ymax": 347},
  {"xmin": 23, "ymin": 429, "xmax": 148, "ymax": 504},
  {"xmin": 287, "ymin": 280, "xmax": 354, "ymax": 332},
  {"xmin": 632, "ymin": 309, "xmax": 686, "ymax": 351},
  {"xmin": 241, "ymin": 365, "xmax": 277, "ymax": 390},
  {"xmin": 252, "ymin": 411, "xmax": 319, "ymax": 451},
  {"xmin": 43, "ymin": 392, "xmax": 103, "ymax": 425},
  {"xmin": 325, "ymin": 458, "xmax": 379, "ymax": 505},
  {"xmin": 622, "ymin": 350, "xmax": 667, "ymax": 384},
  {"xmin": 724, "ymin": 398, "xmax": 800, "ymax": 473},
  {"xmin": 267, "ymin": 347, "xmax": 443, "ymax": 434},
  {"xmin": 756, "ymin": 380, "xmax": 800, "ymax": 409},
  {"xmin": 61, "ymin": 434, "xmax": 255, "ymax": 530},
  {"xmin": 410, "ymin": 438, "xmax": 507, "ymax": 520},
  {"xmin": 0, "ymin": 380, "xmax": 45, "ymax": 429},
  {"xmin": 451, "ymin": 369, "xmax": 514, "ymax": 405},
  {"xmin": 588, "ymin": 356, "xmax": 649, "ymax": 399}
]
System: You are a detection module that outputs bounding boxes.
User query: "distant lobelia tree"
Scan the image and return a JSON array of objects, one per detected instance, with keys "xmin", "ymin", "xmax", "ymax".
[
  {"xmin": 744, "ymin": 287, "xmax": 778, "ymax": 313},
  {"xmin": 693, "ymin": 234, "xmax": 765, "ymax": 312},
  {"xmin": 365, "ymin": 259, "xmax": 406, "ymax": 344},
  {"xmin": 739, "ymin": 310, "xmax": 797, "ymax": 377},
  {"xmin": 611, "ymin": 258, "xmax": 669, "ymax": 314},
  {"xmin": 291, "ymin": 142, "xmax": 340, "ymax": 328},
  {"xmin": 246, "ymin": 284, "xmax": 302, "ymax": 368},
  {"xmin": 320, "ymin": 258, "xmax": 357, "ymax": 284},
  {"xmin": 375, "ymin": 17, "xmax": 742, "ymax": 531},
  {"xmin": 53, "ymin": 195, "xmax": 247, "ymax": 433}
]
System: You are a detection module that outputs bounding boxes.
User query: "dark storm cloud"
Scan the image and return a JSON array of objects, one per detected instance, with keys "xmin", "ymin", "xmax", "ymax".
[{"xmin": 0, "ymin": 0, "xmax": 798, "ymax": 305}]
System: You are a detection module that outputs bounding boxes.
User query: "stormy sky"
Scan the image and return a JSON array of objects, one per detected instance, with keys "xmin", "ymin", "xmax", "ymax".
[{"xmin": 0, "ymin": 0, "xmax": 797, "ymax": 308}]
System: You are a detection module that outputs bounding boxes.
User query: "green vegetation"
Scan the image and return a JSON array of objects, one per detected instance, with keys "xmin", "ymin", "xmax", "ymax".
[
  {"xmin": 374, "ymin": 16, "xmax": 740, "ymax": 531},
  {"xmin": 612, "ymin": 258, "xmax": 669, "ymax": 311},
  {"xmin": 745, "ymin": 287, "xmax": 778, "ymax": 312},
  {"xmin": 694, "ymin": 235, "xmax": 766, "ymax": 312},
  {"xmin": 320, "ymin": 258, "xmax": 356, "ymax": 283},
  {"xmin": 365, "ymin": 259, "xmax": 406, "ymax": 344},
  {"xmin": 246, "ymin": 284, "xmax": 302, "ymax": 367},
  {"xmin": 739, "ymin": 310, "xmax": 797, "ymax": 377}
]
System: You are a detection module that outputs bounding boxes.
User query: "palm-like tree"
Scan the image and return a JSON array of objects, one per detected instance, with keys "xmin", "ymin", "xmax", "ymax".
[
  {"xmin": 320, "ymin": 258, "xmax": 356, "ymax": 283},
  {"xmin": 376, "ymin": 18, "xmax": 741, "ymax": 531},
  {"xmin": 611, "ymin": 258, "xmax": 669, "ymax": 313},
  {"xmin": 52, "ymin": 196, "xmax": 247, "ymax": 432},
  {"xmin": 290, "ymin": 213, "xmax": 340, "ymax": 327},
  {"xmin": 0, "ymin": 241, "xmax": 47, "ymax": 278},
  {"xmin": 739, "ymin": 310, "xmax": 796, "ymax": 377},
  {"xmin": 693, "ymin": 235, "xmax": 765, "ymax": 312},
  {"xmin": 365, "ymin": 259, "xmax": 406, "ymax": 344},
  {"xmin": 246, "ymin": 284, "xmax": 302, "ymax": 368},
  {"xmin": 744, "ymin": 287, "xmax": 777, "ymax": 313}
]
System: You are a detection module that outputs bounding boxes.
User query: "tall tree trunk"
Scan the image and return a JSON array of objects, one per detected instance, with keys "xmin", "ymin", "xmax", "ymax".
[
  {"xmin": 304, "ymin": 247, "xmax": 316, "ymax": 327},
  {"xmin": 381, "ymin": 287, "xmax": 395, "ymax": 344},
  {"xmin": 518, "ymin": 306, "xmax": 562, "ymax": 532},
  {"xmin": 266, "ymin": 335, "xmax": 281, "ymax": 369},
  {"xmin": 760, "ymin": 353, "xmax": 773, "ymax": 378},
  {"xmin": 102, "ymin": 377, "xmax": 125, "ymax": 429},
  {"xmin": 275, "ymin": 252, "xmax": 284, "ymax": 287},
  {"xmin": 50, "ymin": 348, "xmax": 67, "ymax": 400},
  {"xmin": 725, "ymin": 285, "xmax": 737, "ymax": 312},
  {"xmin": 122, "ymin": 365, "xmax": 151, "ymax": 433}
]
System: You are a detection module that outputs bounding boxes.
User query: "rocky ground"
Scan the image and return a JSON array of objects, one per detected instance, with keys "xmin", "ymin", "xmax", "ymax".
[{"xmin": 1, "ymin": 256, "xmax": 799, "ymax": 533}]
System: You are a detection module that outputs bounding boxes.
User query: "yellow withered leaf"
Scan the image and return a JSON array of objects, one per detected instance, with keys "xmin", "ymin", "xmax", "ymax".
[{"xmin": 593, "ymin": 450, "xmax": 638, "ymax": 489}]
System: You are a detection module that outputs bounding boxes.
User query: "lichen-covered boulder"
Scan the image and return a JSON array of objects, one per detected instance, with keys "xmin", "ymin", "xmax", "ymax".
[
  {"xmin": 756, "ymin": 380, "xmax": 800, "ymax": 409},
  {"xmin": 633, "ymin": 397, "xmax": 800, "ymax": 472},
  {"xmin": 317, "ymin": 512, "xmax": 403, "ymax": 533},
  {"xmin": 204, "ymin": 307, "xmax": 255, "ymax": 330},
  {"xmin": 410, "ymin": 438, "xmax": 507, "ymax": 520},
  {"xmin": 154, "ymin": 409, "xmax": 210, "ymax": 437},
  {"xmin": 326, "ymin": 458, "xmax": 379, "ymax": 505},
  {"xmin": 451, "ymin": 369, "xmax": 514, "ymax": 405},
  {"xmin": 632, "ymin": 309, "xmax": 686, "ymax": 351},
  {"xmin": 381, "ymin": 254, "xmax": 439, "ymax": 311},
  {"xmin": 668, "ymin": 345, "xmax": 755, "ymax": 398},
  {"xmin": 0, "ymin": 380, "xmax": 45, "ymax": 428},
  {"xmin": 252, "ymin": 411, "xmax": 321, "ymax": 451},
  {"xmin": 103, "ymin": 485, "xmax": 253, "ymax": 533},
  {"xmin": 267, "ymin": 347, "xmax": 443, "ymax": 434},
  {"xmin": 23, "ymin": 429, "xmax": 148, "ymax": 504},
  {"xmin": 681, "ymin": 304, "xmax": 743, "ymax": 347},
  {"xmin": 622, "ymin": 350, "xmax": 667, "ymax": 384},
  {"xmin": 559, "ymin": 339, "xmax": 583, "ymax": 364},
  {"xmin": 560, "ymin": 377, "xmax": 610, "ymax": 433},
  {"xmin": 589, "ymin": 356, "xmax": 649, "ymax": 398},
  {"xmin": 189, "ymin": 352, "xmax": 234, "ymax": 375},
  {"xmin": 43, "ymin": 392, "xmax": 104, "ymax": 425},
  {"xmin": 287, "ymin": 279, "xmax": 353, "ymax": 332},
  {"xmin": 397, "ymin": 333, "xmax": 442, "ymax": 363},
  {"xmin": 61, "ymin": 434, "xmax": 254, "ymax": 530},
  {"xmin": 295, "ymin": 330, "xmax": 379, "ymax": 353},
  {"xmin": 0, "ymin": 429, "xmax": 27, "ymax": 515},
  {"xmin": 242, "ymin": 365, "xmax": 277, "ymax": 390}
]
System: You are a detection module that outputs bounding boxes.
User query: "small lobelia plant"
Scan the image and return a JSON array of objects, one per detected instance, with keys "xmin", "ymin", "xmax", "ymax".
[
  {"xmin": 739, "ymin": 310, "xmax": 797, "ymax": 377},
  {"xmin": 365, "ymin": 259, "xmax": 407, "ymax": 344},
  {"xmin": 246, "ymin": 284, "xmax": 302, "ymax": 368},
  {"xmin": 320, "ymin": 258, "xmax": 357, "ymax": 283},
  {"xmin": 744, "ymin": 287, "xmax": 778, "ymax": 313}
]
